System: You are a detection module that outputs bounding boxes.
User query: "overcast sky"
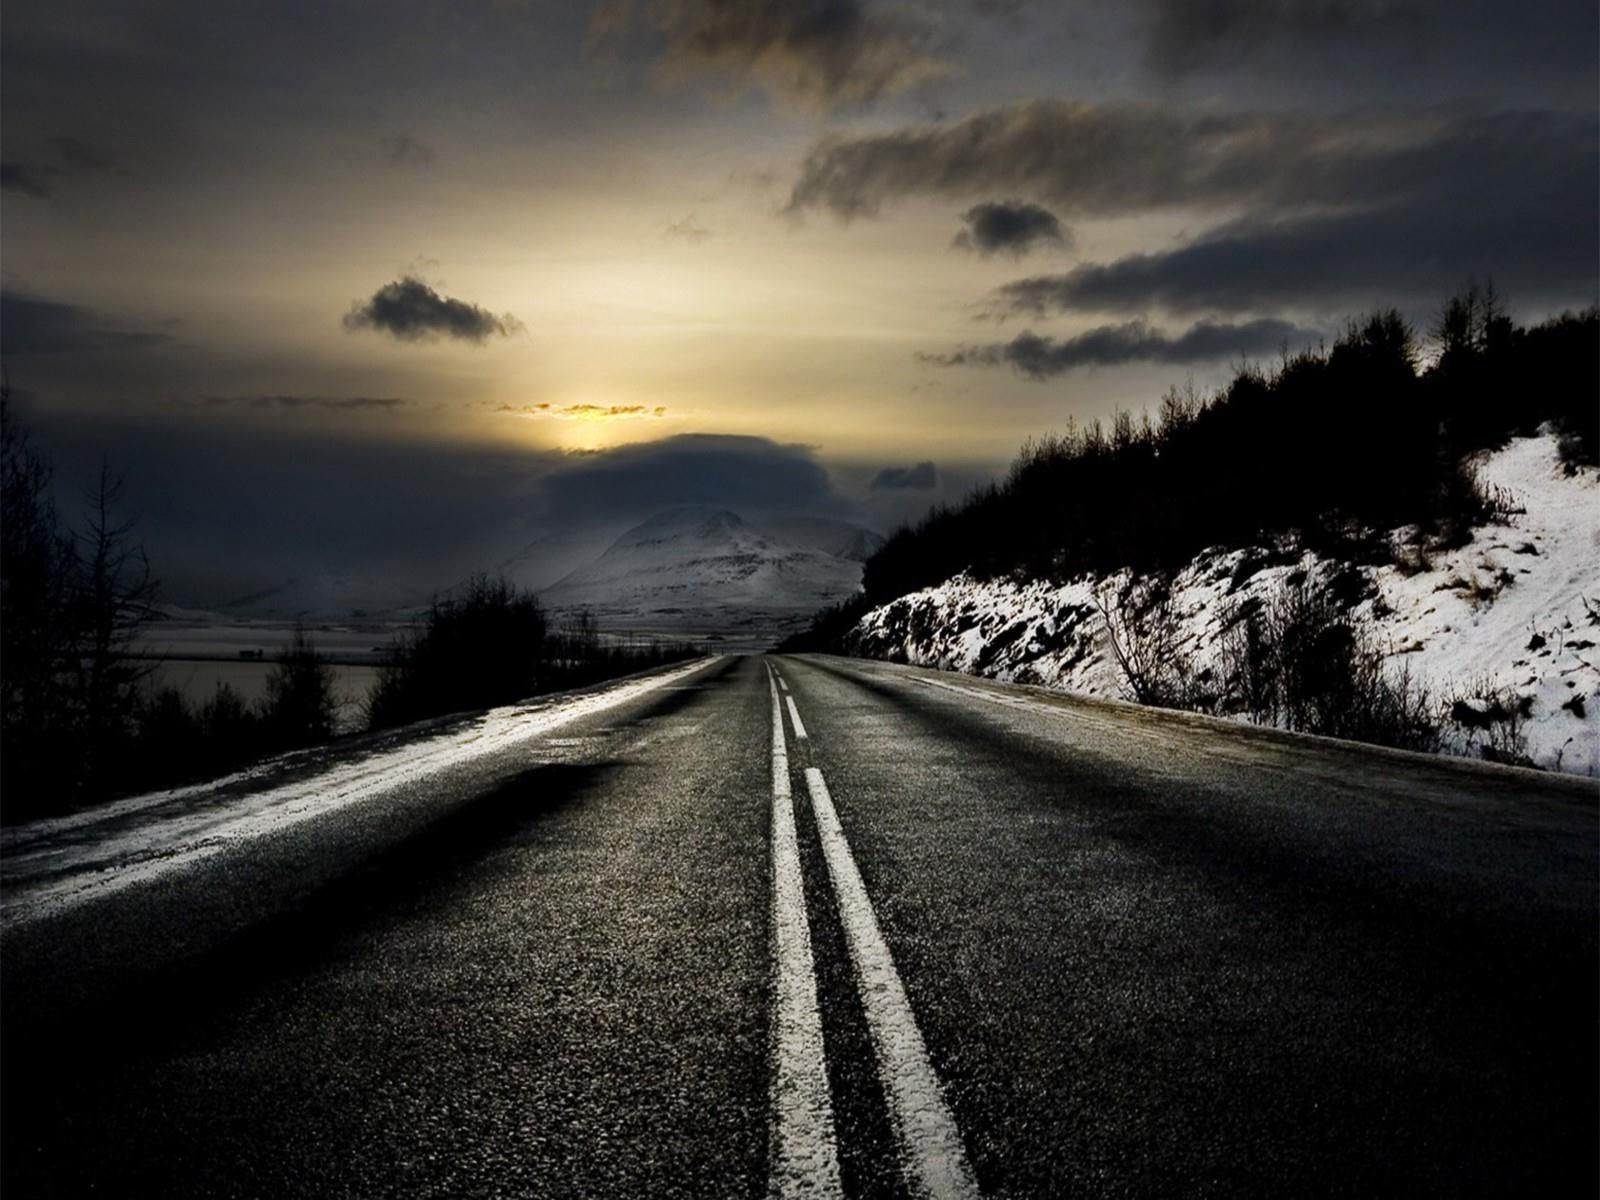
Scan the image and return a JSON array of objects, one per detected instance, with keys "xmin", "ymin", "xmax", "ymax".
[{"xmin": 2, "ymin": 0, "xmax": 1594, "ymax": 604}]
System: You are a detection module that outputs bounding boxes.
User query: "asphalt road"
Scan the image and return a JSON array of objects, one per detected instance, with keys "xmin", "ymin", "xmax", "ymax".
[{"xmin": 3, "ymin": 654, "xmax": 1595, "ymax": 1197}]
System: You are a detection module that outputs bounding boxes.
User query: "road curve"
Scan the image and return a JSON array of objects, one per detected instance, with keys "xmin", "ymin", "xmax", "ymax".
[{"xmin": 2, "ymin": 653, "xmax": 1594, "ymax": 1197}]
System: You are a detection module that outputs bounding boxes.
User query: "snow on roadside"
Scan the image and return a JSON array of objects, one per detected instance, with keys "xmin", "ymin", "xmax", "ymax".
[
  {"xmin": 850, "ymin": 435, "xmax": 1599, "ymax": 776},
  {"xmin": 0, "ymin": 656, "xmax": 720, "ymax": 922}
]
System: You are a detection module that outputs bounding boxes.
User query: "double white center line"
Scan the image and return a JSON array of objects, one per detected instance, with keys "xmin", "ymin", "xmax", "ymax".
[
  {"xmin": 766, "ymin": 662, "xmax": 980, "ymax": 1200},
  {"xmin": 768, "ymin": 668, "xmax": 842, "ymax": 1196}
]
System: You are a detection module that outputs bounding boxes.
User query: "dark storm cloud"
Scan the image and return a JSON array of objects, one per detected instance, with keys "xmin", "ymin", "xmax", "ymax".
[
  {"xmin": 925, "ymin": 318, "xmax": 1315, "ymax": 378},
  {"xmin": 1141, "ymin": 0, "xmax": 1424, "ymax": 73},
  {"xmin": 991, "ymin": 179, "xmax": 1599, "ymax": 317},
  {"xmin": 342, "ymin": 277, "xmax": 522, "ymax": 344},
  {"xmin": 591, "ymin": 0, "xmax": 949, "ymax": 110},
  {"xmin": 788, "ymin": 100, "xmax": 1595, "ymax": 313},
  {"xmin": 1, "ymin": 162, "xmax": 52, "ymax": 198},
  {"xmin": 1136, "ymin": 0, "xmax": 1596, "ymax": 88},
  {"xmin": 870, "ymin": 460, "xmax": 938, "ymax": 489},
  {"xmin": 784, "ymin": 102, "xmax": 1593, "ymax": 222},
  {"xmin": 787, "ymin": 100, "xmax": 1345, "ymax": 218},
  {"xmin": 538, "ymin": 433, "xmax": 845, "ymax": 519},
  {"xmin": 381, "ymin": 134, "xmax": 436, "ymax": 167},
  {"xmin": 0, "ymin": 292, "xmax": 171, "ymax": 355},
  {"xmin": 952, "ymin": 201, "xmax": 1067, "ymax": 256}
]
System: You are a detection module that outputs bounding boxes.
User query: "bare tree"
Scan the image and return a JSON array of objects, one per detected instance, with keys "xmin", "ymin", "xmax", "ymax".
[
  {"xmin": 2, "ymin": 387, "xmax": 80, "ymax": 800},
  {"xmin": 1, "ymin": 392, "xmax": 160, "ymax": 809},
  {"xmin": 73, "ymin": 461, "xmax": 159, "ymax": 781},
  {"xmin": 1093, "ymin": 573, "xmax": 1193, "ymax": 707}
]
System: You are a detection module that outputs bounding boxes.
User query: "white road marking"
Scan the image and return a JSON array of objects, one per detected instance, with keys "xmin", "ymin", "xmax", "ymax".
[
  {"xmin": 767, "ymin": 668, "xmax": 844, "ymax": 1198},
  {"xmin": 779, "ymin": 677, "xmax": 790, "ymax": 692},
  {"xmin": 803, "ymin": 766, "xmax": 981, "ymax": 1200},
  {"xmin": 786, "ymin": 695, "xmax": 809, "ymax": 740}
]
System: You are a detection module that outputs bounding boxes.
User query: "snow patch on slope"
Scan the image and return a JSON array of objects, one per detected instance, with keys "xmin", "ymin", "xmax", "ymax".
[{"xmin": 851, "ymin": 435, "xmax": 1599, "ymax": 775}]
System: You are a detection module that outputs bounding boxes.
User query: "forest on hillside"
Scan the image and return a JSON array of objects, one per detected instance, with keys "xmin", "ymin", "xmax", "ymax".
[{"xmin": 786, "ymin": 287, "xmax": 1598, "ymax": 652}]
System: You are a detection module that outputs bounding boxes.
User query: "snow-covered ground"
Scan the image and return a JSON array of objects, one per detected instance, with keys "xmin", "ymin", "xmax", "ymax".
[
  {"xmin": 0, "ymin": 656, "xmax": 720, "ymax": 923},
  {"xmin": 850, "ymin": 435, "xmax": 1599, "ymax": 776}
]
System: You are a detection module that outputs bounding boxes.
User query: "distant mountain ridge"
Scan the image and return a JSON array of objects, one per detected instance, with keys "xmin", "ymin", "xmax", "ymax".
[
  {"xmin": 757, "ymin": 515, "xmax": 886, "ymax": 562},
  {"xmin": 185, "ymin": 507, "xmax": 881, "ymax": 637},
  {"xmin": 541, "ymin": 507, "xmax": 870, "ymax": 631}
]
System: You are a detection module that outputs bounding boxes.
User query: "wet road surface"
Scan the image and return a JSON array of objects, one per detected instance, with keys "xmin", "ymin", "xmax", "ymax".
[{"xmin": 3, "ymin": 654, "xmax": 1595, "ymax": 1197}]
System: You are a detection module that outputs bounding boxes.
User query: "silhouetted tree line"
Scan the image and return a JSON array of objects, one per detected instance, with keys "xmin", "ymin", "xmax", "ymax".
[
  {"xmin": 859, "ymin": 291, "xmax": 1597, "ymax": 611},
  {"xmin": 3, "ymin": 386, "xmax": 348, "ymax": 818},
  {"xmin": 774, "ymin": 595, "xmax": 875, "ymax": 654},
  {"xmin": 365, "ymin": 575, "xmax": 701, "ymax": 730},
  {"xmin": 3, "ymin": 390, "xmax": 163, "ymax": 816},
  {"xmin": 2, "ymin": 387, "xmax": 344, "ymax": 818},
  {"xmin": 131, "ymin": 628, "xmax": 341, "ymax": 795}
]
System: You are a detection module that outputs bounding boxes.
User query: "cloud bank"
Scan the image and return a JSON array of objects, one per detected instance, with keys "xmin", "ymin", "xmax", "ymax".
[
  {"xmin": 925, "ymin": 318, "xmax": 1316, "ymax": 377},
  {"xmin": 593, "ymin": 0, "xmax": 950, "ymax": 110},
  {"xmin": 783, "ymin": 99, "xmax": 1595, "ymax": 312},
  {"xmin": 0, "ymin": 292, "xmax": 171, "ymax": 355},
  {"xmin": 1135, "ymin": 0, "xmax": 1596, "ymax": 90},
  {"xmin": 990, "ymin": 184, "xmax": 1597, "ymax": 316},
  {"xmin": 538, "ymin": 433, "xmax": 845, "ymax": 519},
  {"xmin": 498, "ymin": 403, "xmax": 668, "ymax": 420},
  {"xmin": 785, "ymin": 101, "xmax": 1591, "ymax": 222}
]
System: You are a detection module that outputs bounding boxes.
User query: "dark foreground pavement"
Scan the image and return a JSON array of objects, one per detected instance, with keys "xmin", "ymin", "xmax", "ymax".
[{"xmin": 3, "ymin": 654, "xmax": 1594, "ymax": 1197}]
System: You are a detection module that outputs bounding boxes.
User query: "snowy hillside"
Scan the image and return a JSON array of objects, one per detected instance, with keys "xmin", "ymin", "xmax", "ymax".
[
  {"xmin": 849, "ymin": 435, "xmax": 1599, "ymax": 775},
  {"xmin": 213, "ymin": 572, "xmax": 430, "ymax": 620},
  {"xmin": 543, "ymin": 507, "xmax": 865, "ymax": 631}
]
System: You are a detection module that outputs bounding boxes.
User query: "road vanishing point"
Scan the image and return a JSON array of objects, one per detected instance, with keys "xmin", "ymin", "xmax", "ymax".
[{"xmin": 3, "ymin": 655, "xmax": 1595, "ymax": 1197}]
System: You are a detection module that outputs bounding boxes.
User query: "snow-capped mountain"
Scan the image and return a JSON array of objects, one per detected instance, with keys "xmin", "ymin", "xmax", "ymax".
[{"xmin": 541, "ymin": 507, "xmax": 865, "ymax": 632}]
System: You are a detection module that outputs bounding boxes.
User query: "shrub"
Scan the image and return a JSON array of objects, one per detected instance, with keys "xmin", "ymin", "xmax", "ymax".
[
  {"xmin": 367, "ymin": 575, "xmax": 547, "ymax": 729},
  {"xmin": 127, "ymin": 681, "xmax": 269, "ymax": 790},
  {"xmin": 261, "ymin": 627, "xmax": 338, "ymax": 748},
  {"xmin": 367, "ymin": 576, "xmax": 701, "ymax": 730},
  {"xmin": 1093, "ymin": 574, "xmax": 1195, "ymax": 708},
  {"xmin": 775, "ymin": 593, "xmax": 872, "ymax": 653},
  {"xmin": 199, "ymin": 682, "xmax": 265, "ymax": 775},
  {"xmin": 1212, "ymin": 577, "xmax": 1440, "ymax": 752},
  {"xmin": 1444, "ymin": 678, "xmax": 1536, "ymax": 767},
  {"xmin": 132, "ymin": 685, "xmax": 204, "ymax": 786}
]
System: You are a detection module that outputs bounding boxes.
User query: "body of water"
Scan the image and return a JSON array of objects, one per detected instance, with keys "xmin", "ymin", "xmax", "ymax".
[{"xmin": 144, "ymin": 659, "xmax": 382, "ymax": 735}]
